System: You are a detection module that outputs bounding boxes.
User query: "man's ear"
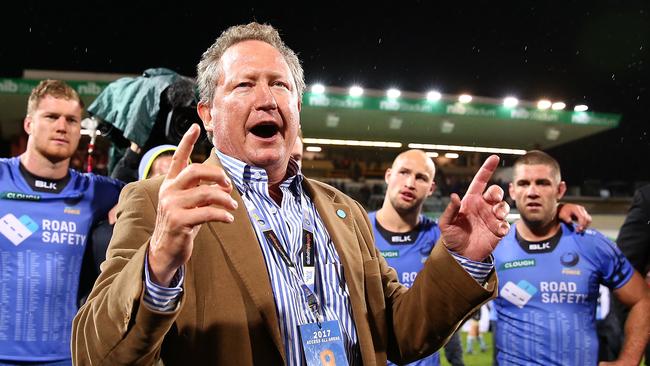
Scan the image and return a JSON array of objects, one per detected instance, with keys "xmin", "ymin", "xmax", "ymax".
[
  {"xmin": 297, "ymin": 98, "xmax": 302, "ymax": 112},
  {"xmin": 508, "ymin": 182, "xmax": 515, "ymax": 200},
  {"xmin": 197, "ymin": 103, "xmax": 213, "ymax": 131},
  {"xmin": 427, "ymin": 181, "xmax": 436, "ymax": 197},
  {"xmin": 557, "ymin": 181, "xmax": 567, "ymax": 200},
  {"xmin": 24, "ymin": 116, "xmax": 32, "ymax": 135},
  {"xmin": 384, "ymin": 168, "xmax": 392, "ymax": 184}
]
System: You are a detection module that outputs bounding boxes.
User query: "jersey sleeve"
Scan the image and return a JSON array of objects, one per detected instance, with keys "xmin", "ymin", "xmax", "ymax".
[
  {"xmin": 91, "ymin": 175, "xmax": 125, "ymax": 222},
  {"xmin": 590, "ymin": 231, "xmax": 635, "ymax": 290}
]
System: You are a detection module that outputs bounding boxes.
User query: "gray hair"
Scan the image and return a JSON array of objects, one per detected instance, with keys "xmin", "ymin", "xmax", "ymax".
[{"xmin": 197, "ymin": 22, "xmax": 305, "ymax": 105}]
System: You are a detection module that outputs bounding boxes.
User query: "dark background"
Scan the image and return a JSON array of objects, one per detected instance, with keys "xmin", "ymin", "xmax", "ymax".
[{"xmin": 2, "ymin": 1, "xmax": 648, "ymax": 187}]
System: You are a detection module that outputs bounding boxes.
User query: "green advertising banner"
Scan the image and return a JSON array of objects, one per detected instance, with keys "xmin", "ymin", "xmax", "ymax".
[
  {"xmin": 303, "ymin": 92, "xmax": 620, "ymax": 127},
  {"xmin": 0, "ymin": 78, "xmax": 109, "ymax": 96}
]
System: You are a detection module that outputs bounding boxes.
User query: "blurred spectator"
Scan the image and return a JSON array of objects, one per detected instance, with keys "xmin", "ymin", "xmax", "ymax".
[
  {"xmin": 465, "ymin": 309, "xmax": 487, "ymax": 354},
  {"xmin": 88, "ymin": 144, "xmax": 179, "ymax": 278},
  {"xmin": 613, "ymin": 184, "xmax": 650, "ymax": 362},
  {"xmin": 617, "ymin": 184, "xmax": 650, "ymax": 279},
  {"xmin": 0, "ymin": 124, "xmax": 10, "ymax": 157}
]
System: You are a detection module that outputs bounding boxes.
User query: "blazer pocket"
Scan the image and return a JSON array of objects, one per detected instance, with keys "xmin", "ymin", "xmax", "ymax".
[
  {"xmin": 363, "ymin": 258, "xmax": 387, "ymax": 346},
  {"xmin": 321, "ymin": 262, "xmax": 348, "ymax": 303}
]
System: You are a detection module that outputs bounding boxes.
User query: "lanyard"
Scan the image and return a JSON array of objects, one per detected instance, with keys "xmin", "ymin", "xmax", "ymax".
[{"xmin": 244, "ymin": 191, "xmax": 323, "ymax": 325}]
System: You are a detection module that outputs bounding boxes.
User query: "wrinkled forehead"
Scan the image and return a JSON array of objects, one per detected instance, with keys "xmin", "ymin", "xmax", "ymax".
[{"xmin": 219, "ymin": 40, "xmax": 293, "ymax": 82}]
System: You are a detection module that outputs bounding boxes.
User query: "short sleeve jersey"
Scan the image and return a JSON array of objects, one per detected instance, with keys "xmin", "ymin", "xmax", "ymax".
[
  {"xmin": 0, "ymin": 157, "xmax": 123, "ymax": 363},
  {"xmin": 493, "ymin": 222, "xmax": 634, "ymax": 366},
  {"xmin": 368, "ymin": 211, "xmax": 441, "ymax": 366}
]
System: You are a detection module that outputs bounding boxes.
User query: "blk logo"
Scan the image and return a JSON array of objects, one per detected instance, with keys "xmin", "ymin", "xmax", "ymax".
[
  {"xmin": 391, "ymin": 235, "xmax": 411, "ymax": 243},
  {"xmin": 35, "ymin": 180, "xmax": 56, "ymax": 190},
  {"xmin": 529, "ymin": 242, "xmax": 551, "ymax": 251}
]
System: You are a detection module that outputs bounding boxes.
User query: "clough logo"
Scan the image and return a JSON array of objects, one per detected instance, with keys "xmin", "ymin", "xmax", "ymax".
[{"xmin": 500, "ymin": 259, "xmax": 536, "ymax": 271}]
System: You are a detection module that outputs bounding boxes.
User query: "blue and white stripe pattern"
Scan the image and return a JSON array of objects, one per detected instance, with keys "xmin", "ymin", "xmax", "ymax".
[
  {"xmin": 449, "ymin": 252, "xmax": 493, "ymax": 284},
  {"xmin": 217, "ymin": 150, "xmax": 360, "ymax": 366},
  {"xmin": 143, "ymin": 254, "xmax": 184, "ymax": 312}
]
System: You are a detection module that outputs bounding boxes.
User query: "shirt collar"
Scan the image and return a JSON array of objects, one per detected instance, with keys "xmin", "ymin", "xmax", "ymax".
[{"xmin": 214, "ymin": 150, "xmax": 304, "ymax": 196}]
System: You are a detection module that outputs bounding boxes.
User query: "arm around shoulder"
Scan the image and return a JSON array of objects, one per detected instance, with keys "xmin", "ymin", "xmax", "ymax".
[{"xmin": 73, "ymin": 179, "xmax": 182, "ymax": 365}]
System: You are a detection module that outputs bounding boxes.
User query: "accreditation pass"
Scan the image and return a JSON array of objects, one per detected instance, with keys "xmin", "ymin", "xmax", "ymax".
[{"xmin": 299, "ymin": 320, "xmax": 349, "ymax": 366}]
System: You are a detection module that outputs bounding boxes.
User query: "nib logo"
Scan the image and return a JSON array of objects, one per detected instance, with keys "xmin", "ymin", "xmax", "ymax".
[{"xmin": 0, "ymin": 213, "xmax": 39, "ymax": 246}]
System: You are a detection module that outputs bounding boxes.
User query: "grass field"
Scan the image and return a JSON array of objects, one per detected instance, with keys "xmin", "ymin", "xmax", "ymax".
[{"xmin": 440, "ymin": 332, "xmax": 494, "ymax": 366}]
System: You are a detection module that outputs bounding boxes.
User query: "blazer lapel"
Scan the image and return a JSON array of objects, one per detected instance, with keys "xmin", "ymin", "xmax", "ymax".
[
  {"xmin": 305, "ymin": 179, "xmax": 381, "ymax": 365},
  {"xmin": 303, "ymin": 179, "xmax": 365, "ymax": 316},
  {"xmin": 202, "ymin": 153, "xmax": 285, "ymax": 361}
]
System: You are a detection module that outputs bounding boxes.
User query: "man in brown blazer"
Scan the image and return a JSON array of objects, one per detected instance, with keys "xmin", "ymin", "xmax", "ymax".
[{"xmin": 72, "ymin": 23, "xmax": 511, "ymax": 365}]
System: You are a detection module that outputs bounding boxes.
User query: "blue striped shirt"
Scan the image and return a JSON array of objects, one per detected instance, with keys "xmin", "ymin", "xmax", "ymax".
[
  {"xmin": 143, "ymin": 254, "xmax": 184, "ymax": 311},
  {"xmin": 450, "ymin": 252, "xmax": 493, "ymax": 284},
  {"xmin": 216, "ymin": 150, "xmax": 360, "ymax": 365}
]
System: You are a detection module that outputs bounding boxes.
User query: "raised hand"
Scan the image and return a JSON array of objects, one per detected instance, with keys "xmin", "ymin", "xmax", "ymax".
[
  {"xmin": 148, "ymin": 124, "xmax": 238, "ymax": 286},
  {"xmin": 438, "ymin": 155, "xmax": 510, "ymax": 261}
]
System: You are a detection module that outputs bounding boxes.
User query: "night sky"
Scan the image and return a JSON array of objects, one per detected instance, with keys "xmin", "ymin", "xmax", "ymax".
[{"xmin": 3, "ymin": 1, "xmax": 649, "ymax": 186}]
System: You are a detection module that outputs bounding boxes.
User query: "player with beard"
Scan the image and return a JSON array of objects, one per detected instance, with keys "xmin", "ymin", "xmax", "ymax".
[
  {"xmin": 369, "ymin": 149, "xmax": 591, "ymax": 366},
  {"xmin": 493, "ymin": 150, "xmax": 650, "ymax": 366}
]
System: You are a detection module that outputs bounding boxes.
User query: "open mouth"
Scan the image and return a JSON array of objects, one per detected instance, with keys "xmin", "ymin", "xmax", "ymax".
[{"xmin": 250, "ymin": 123, "xmax": 280, "ymax": 139}]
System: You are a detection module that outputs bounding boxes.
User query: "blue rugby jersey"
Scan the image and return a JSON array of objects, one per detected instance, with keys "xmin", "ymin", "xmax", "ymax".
[
  {"xmin": 368, "ymin": 212, "xmax": 441, "ymax": 288},
  {"xmin": 493, "ymin": 223, "xmax": 634, "ymax": 366},
  {"xmin": 369, "ymin": 211, "xmax": 442, "ymax": 366},
  {"xmin": 0, "ymin": 157, "xmax": 123, "ymax": 364}
]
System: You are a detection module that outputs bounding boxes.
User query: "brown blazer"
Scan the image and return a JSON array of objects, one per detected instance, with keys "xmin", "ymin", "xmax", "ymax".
[{"xmin": 72, "ymin": 154, "xmax": 497, "ymax": 365}]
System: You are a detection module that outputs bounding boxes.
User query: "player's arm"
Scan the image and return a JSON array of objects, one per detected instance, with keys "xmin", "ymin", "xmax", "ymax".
[
  {"xmin": 602, "ymin": 271, "xmax": 650, "ymax": 366},
  {"xmin": 557, "ymin": 203, "xmax": 592, "ymax": 232}
]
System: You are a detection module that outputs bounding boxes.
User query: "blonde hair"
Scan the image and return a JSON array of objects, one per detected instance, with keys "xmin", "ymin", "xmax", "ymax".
[
  {"xmin": 27, "ymin": 79, "xmax": 83, "ymax": 116},
  {"xmin": 196, "ymin": 22, "xmax": 305, "ymax": 105}
]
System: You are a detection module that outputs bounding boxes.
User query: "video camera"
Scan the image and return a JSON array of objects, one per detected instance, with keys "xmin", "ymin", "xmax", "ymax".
[{"xmin": 95, "ymin": 76, "xmax": 206, "ymax": 150}]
